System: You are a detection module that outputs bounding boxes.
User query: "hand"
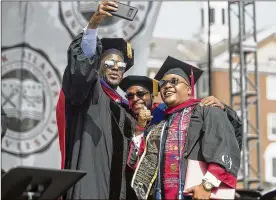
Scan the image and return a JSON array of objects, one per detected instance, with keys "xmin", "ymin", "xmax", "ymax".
[
  {"xmin": 137, "ymin": 106, "xmax": 152, "ymax": 128},
  {"xmin": 88, "ymin": 0, "xmax": 118, "ymax": 29},
  {"xmin": 184, "ymin": 184, "xmax": 211, "ymax": 200},
  {"xmin": 200, "ymin": 96, "xmax": 225, "ymax": 110}
]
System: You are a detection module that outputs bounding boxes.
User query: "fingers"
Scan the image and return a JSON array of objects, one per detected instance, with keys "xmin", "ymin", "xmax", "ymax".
[
  {"xmin": 200, "ymin": 98, "xmax": 209, "ymax": 106},
  {"xmin": 101, "ymin": 1, "xmax": 118, "ymax": 11},
  {"xmin": 138, "ymin": 109, "xmax": 152, "ymax": 122},
  {"xmin": 184, "ymin": 186, "xmax": 195, "ymax": 193},
  {"xmin": 200, "ymin": 96, "xmax": 220, "ymax": 107},
  {"xmin": 145, "ymin": 110, "xmax": 151, "ymax": 118},
  {"xmin": 205, "ymin": 100, "xmax": 215, "ymax": 106},
  {"xmin": 143, "ymin": 111, "xmax": 152, "ymax": 120},
  {"xmin": 200, "ymin": 100, "xmax": 210, "ymax": 107},
  {"xmin": 98, "ymin": 1, "xmax": 118, "ymax": 17},
  {"xmin": 102, "ymin": 5, "xmax": 117, "ymax": 12},
  {"xmin": 103, "ymin": 1, "xmax": 118, "ymax": 8},
  {"xmin": 98, "ymin": 10, "xmax": 113, "ymax": 17}
]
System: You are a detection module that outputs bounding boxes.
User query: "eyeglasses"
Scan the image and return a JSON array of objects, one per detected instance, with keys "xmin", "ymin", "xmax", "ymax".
[
  {"xmin": 158, "ymin": 77, "xmax": 189, "ymax": 88},
  {"xmin": 125, "ymin": 91, "xmax": 149, "ymax": 100},
  {"xmin": 104, "ymin": 60, "xmax": 127, "ymax": 71}
]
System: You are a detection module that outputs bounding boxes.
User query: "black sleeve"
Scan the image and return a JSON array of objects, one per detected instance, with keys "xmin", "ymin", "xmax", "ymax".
[
  {"xmin": 223, "ymin": 104, "xmax": 243, "ymax": 150},
  {"xmin": 1, "ymin": 107, "xmax": 8, "ymax": 139},
  {"xmin": 200, "ymin": 106, "xmax": 241, "ymax": 176},
  {"xmin": 62, "ymin": 33, "xmax": 102, "ymax": 105}
]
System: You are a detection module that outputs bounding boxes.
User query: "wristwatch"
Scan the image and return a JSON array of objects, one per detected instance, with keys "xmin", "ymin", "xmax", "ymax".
[{"xmin": 202, "ymin": 180, "xmax": 214, "ymax": 192}]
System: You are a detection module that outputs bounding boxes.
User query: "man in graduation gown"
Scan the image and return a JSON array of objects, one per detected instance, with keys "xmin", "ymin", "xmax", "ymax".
[
  {"xmin": 130, "ymin": 56, "xmax": 241, "ymax": 200},
  {"xmin": 56, "ymin": 1, "xmax": 137, "ymax": 199},
  {"xmin": 119, "ymin": 76, "xmax": 242, "ymax": 172}
]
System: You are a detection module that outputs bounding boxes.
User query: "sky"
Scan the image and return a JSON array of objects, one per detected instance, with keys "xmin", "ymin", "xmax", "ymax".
[{"xmin": 153, "ymin": 1, "xmax": 276, "ymax": 40}]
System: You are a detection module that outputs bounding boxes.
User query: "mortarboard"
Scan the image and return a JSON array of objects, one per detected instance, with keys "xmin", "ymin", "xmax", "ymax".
[
  {"xmin": 120, "ymin": 75, "xmax": 159, "ymax": 96},
  {"xmin": 101, "ymin": 38, "xmax": 134, "ymax": 71},
  {"xmin": 154, "ymin": 56, "xmax": 204, "ymax": 98}
]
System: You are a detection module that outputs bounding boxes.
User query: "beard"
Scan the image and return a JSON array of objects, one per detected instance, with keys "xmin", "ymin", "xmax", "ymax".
[
  {"xmin": 105, "ymin": 76, "xmax": 120, "ymax": 88},
  {"xmin": 101, "ymin": 71, "xmax": 121, "ymax": 89}
]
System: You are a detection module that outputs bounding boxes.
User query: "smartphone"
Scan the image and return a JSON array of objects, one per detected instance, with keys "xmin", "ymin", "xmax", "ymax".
[{"xmin": 110, "ymin": 2, "xmax": 138, "ymax": 21}]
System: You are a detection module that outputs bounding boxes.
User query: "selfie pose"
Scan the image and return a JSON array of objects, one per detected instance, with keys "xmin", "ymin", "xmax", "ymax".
[
  {"xmin": 56, "ymin": 1, "xmax": 137, "ymax": 199},
  {"xmin": 130, "ymin": 57, "xmax": 241, "ymax": 200}
]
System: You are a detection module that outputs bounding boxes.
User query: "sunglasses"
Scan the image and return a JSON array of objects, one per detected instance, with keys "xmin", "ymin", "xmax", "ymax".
[
  {"xmin": 125, "ymin": 91, "xmax": 149, "ymax": 100},
  {"xmin": 104, "ymin": 60, "xmax": 127, "ymax": 71},
  {"xmin": 158, "ymin": 77, "xmax": 189, "ymax": 88}
]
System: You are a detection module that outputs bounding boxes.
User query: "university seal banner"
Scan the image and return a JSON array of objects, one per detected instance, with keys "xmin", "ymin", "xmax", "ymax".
[
  {"xmin": 1, "ymin": 1, "xmax": 161, "ymax": 171},
  {"xmin": 1, "ymin": 44, "xmax": 61, "ymax": 156}
]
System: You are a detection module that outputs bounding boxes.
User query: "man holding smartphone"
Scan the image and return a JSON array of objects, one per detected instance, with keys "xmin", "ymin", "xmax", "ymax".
[{"xmin": 56, "ymin": 1, "xmax": 138, "ymax": 199}]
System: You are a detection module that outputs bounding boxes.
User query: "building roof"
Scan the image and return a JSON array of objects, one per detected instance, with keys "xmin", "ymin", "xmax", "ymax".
[
  {"xmin": 149, "ymin": 37, "xmax": 206, "ymax": 62},
  {"xmin": 149, "ymin": 25, "xmax": 276, "ymax": 65},
  {"xmin": 211, "ymin": 25, "xmax": 276, "ymax": 63}
]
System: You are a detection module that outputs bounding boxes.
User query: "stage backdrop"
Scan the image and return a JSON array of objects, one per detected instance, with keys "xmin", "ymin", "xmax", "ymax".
[{"xmin": 1, "ymin": 1, "xmax": 161, "ymax": 171}]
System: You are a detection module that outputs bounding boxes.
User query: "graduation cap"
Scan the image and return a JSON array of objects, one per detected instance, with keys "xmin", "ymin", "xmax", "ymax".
[
  {"xmin": 101, "ymin": 38, "xmax": 134, "ymax": 71},
  {"xmin": 120, "ymin": 75, "xmax": 159, "ymax": 96},
  {"xmin": 154, "ymin": 56, "xmax": 204, "ymax": 98},
  {"xmin": 1, "ymin": 166, "xmax": 86, "ymax": 200}
]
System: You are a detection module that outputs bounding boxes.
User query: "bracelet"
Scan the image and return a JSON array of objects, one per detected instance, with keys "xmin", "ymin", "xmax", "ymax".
[{"xmin": 136, "ymin": 125, "xmax": 145, "ymax": 131}]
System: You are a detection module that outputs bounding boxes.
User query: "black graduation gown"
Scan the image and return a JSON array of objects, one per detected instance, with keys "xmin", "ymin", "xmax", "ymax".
[
  {"xmin": 1, "ymin": 106, "xmax": 8, "ymax": 176},
  {"xmin": 60, "ymin": 33, "xmax": 136, "ymax": 199},
  {"xmin": 1, "ymin": 106, "xmax": 8, "ymax": 140},
  {"xmin": 131, "ymin": 104, "xmax": 241, "ymax": 199}
]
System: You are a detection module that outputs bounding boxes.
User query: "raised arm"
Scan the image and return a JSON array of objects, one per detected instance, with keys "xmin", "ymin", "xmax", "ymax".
[
  {"xmin": 81, "ymin": 28, "xmax": 98, "ymax": 58},
  {"xmin": 127, "ymin": 107, "xmax": 152, "ymax": 169},
  {"xmin": 62, "ymin": 33, "xmax": 102, "ymax": 105},
  {"xmin": 62, "ymin": 0, "xmax": 118, "ymax": 105}
]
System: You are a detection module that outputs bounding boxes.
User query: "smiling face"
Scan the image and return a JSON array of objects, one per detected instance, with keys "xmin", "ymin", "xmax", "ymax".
[
  {"xmin": 126, "ymin": 86, "xmax": 152, "ymax": 116},
  {"xmin": 160, "ymin": 74, "xmax": 191, "ymax": 107},
  {"xmin": 100, "ymin": 54, "xmax": 126, "ymax": 89}
]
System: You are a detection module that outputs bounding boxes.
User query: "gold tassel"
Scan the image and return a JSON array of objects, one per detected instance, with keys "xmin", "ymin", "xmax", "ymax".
[
  {"xmin": 152, "ymin": 79, "xmax": 159, "ymax": 96},
  {"xmin": 127, "ymin": 43, "xmax": 132, "ymax": 58}
]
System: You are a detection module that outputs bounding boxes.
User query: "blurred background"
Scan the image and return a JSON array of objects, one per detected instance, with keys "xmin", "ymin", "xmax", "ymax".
[{"xmin": 1, "ymin": 0, "xmax": 276, "ymax": 194}]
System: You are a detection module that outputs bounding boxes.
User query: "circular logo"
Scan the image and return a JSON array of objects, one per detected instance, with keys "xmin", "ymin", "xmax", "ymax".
[
  {"xmin": 59, "ymin": 1, "xmax": 151, "ymax": 40},
  {"xmin": 1, "ymin": 44, "xmax": 61, "ymax": 155}
]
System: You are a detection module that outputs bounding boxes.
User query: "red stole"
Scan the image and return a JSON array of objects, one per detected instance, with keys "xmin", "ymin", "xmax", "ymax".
[
  {"xmin": 163, "ymin": 100, "xmax": 198, "ymax": 199},
  {"xmin": 101, "ymin": 84, "xmax": 122, "ymax": 102},
  {"xmin": 164, "ymin": 99, "xmax": 201, "ymax": 115}
]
